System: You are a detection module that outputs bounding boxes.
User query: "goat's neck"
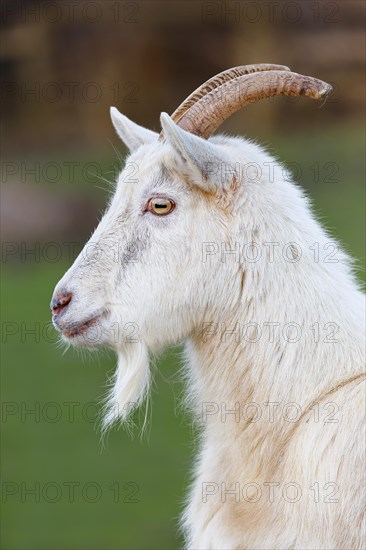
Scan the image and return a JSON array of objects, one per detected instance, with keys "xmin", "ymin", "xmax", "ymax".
[{"xmin": 185, "ymin": 282, "xmax": 361, "ymax": 464}]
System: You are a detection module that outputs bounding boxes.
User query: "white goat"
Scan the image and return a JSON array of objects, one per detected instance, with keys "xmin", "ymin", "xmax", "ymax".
[{"xmin": 51, "ymin": 65, "xmax": 365, "ymax": 549}]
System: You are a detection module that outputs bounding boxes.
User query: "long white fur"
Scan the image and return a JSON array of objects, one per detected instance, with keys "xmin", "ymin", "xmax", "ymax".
[{"xmin": 53, "ymin": 106, "xmax": 365, "ymax": 549}]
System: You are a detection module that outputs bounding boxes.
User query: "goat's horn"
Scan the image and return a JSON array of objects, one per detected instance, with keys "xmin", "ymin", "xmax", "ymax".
[
  {"xmin": 175, "ymin": 70, "xmax": 332, "ymax": 139},
  {"xmin": 170, "ymin": 64, "xmax": 291, "ymax": 124}
]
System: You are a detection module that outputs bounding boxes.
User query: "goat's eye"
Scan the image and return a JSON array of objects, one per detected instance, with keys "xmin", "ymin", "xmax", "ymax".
[{"xmin": 146, "ymin": 197, "xmax": 175, "ymax": 216}]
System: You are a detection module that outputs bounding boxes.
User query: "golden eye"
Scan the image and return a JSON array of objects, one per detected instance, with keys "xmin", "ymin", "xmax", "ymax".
[{"xmin": 147, "ymin": 197, "xmax": 175, "ymax": 216}]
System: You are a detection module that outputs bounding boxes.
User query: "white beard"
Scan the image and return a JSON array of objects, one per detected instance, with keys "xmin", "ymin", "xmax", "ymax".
[{"xmin": 102, "ymin": 341, "xmax": 150, "ymax": 430}]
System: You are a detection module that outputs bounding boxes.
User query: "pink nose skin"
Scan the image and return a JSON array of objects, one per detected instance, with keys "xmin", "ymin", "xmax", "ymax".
[{"xmin": 51, "ymin": 292, "xmax": 72, "ymax": 316}]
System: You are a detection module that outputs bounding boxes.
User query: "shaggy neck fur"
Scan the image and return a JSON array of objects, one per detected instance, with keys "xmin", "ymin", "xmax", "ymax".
[{"xmin": 181, "ymin": 151, "xmax": 365, "ymax": 548}]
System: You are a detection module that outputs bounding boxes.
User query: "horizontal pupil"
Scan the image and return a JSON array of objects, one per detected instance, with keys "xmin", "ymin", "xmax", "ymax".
[{"xmin": 155, "ymin": 203, "xmax": 167, "ymax": 208}]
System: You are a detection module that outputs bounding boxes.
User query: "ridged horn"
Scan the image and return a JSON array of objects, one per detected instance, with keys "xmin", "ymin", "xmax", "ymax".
[
  {"xmin": 170, "ymin": 64, "xmax": 291, "ymax": 124},
  {"xmin": 175, "ymin": 70, "xmax": 332, "ymax": 139}
]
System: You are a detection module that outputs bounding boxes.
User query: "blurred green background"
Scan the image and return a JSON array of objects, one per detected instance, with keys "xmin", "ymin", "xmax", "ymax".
[{"xmin": 1, "ymin": 1, "xmax": 365, "ymax": 549}]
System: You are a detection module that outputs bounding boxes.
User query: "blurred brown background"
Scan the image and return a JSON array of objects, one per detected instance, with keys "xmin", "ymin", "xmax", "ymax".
[
  {"xmin": 1, "ymin": 0, "xmax": 365, "ymax": 246},
  {"xmin": 2, "ymin": 0, "xmax": 365, "ymax": 152},
  {"xmin": 1, "ymin": 2, "xmax": 365, "ymax": 549},
  {"xmin": 1, "ymin": 0, "xmax": 365, "ymax": 245}
]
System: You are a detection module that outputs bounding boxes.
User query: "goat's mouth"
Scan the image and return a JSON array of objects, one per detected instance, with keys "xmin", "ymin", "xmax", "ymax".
[
  {"xmin": 55, "ymin": 311, "xmax": 109, "ymax": 346},
  {"xmin": 62, "ymin": 315, "xmax": 101, "ymax": 338}
]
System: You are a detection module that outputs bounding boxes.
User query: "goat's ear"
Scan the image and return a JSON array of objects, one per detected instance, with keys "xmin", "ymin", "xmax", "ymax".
[
  {"xmin": 160, "ymin": 112, "xmax": 236, "ymax": 193},
  {"xmin": 110, "ymin": 107, "xmax": 157, "ymax": 152}
]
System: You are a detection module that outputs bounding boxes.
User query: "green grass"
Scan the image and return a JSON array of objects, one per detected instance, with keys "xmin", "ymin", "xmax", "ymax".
[
  {"xmin": 1, "ymin": 124, "xmax": 364, "ymax": 549},
  {"xmin": 1, "ymin": 264, "xmax": 192, "ymax": 550},
  {"xmin": 272, "ymin": 124, "xmax": 365, "ymax": 280}
]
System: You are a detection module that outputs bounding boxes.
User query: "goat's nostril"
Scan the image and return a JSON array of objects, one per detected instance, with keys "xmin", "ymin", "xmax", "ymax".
[{"xmin": 51, "ymin": 292, "xmax": 72, "ymax": 316}]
